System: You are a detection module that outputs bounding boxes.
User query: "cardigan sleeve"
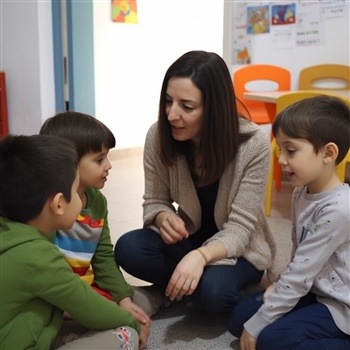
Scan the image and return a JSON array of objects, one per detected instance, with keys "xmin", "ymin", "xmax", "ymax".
[{"xmin": 142, "ymin": 123, "xmax": 177, "ymax": 230}]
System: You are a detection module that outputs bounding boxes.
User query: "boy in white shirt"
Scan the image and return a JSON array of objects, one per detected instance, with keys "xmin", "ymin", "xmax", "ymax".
[{"xmin": 229, "ymin": 95, "xmax": 350, "ymax": 350}]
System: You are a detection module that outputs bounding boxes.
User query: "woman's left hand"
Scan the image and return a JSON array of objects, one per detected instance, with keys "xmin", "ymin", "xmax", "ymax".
[{"xmin": 165, "ymin": 249, "xmax": 206, "ymax": 301}]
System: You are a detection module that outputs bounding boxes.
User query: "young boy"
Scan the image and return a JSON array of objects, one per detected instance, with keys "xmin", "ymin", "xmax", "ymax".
[
  {"xmin": 39, "ymin": 112, "xmax": 151, "ymax": 337},
  {"xmin": 0, "ymin": 134, "xmax": 149, "ymax": 349},
  {"xmin": 229, "ymin": 95, "xmax": 350, "ymax": 349}
]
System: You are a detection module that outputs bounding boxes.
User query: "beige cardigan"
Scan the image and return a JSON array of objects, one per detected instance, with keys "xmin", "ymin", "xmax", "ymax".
[{"xmin": 143, "ymin": 119, "xmax": 276, "ymax": 271}]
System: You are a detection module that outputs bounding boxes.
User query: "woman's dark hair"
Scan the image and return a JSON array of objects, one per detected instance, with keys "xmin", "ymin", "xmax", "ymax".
[
  {"xmin": 157, "ymin": 50, "xmax": 254, "ymax": 185},
  {"xmin": 0, "ymin": 134, "xmax": 78, "ymax": 223},
  {"xmin": 272, "ymin": 95, "xmax": 350, "ymax": 164},
  {"xmin": 40, "ymin": 111, "xmax": 115, "ymax": 160}
]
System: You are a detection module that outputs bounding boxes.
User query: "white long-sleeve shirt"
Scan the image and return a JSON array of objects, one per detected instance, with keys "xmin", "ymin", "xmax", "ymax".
[{"xmin": 245, "ymin": 184, "xmax": 350, "ymax": 337}]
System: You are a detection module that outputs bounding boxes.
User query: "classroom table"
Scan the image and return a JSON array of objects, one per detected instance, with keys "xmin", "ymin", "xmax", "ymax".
[{"xmin": 243, "ymin": 89, "xmax": 350, "ymax": 123}]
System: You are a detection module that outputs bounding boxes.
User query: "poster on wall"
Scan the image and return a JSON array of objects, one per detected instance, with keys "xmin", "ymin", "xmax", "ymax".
[
  {"xmin": 296, "ymin": 1, "xmax": 324, "ymax": 46},
  {"xmin": 270, "ymin": 3, "xmax": 296, "ymax": 48},
  {"xmin": 233, "ymin": 41, "xmax": 251, "ymax": 64},
  {"xmin": 321, "ymin": 0, "xmax": 348, "ymax": 20},
  {"xmin": 112, "ymin": 0, "xmax": 138, "ymax": 24},
  {"xmin": 271, "ymin": 3, "xmax": 296, "ymax": 25},
  {"xmin": 233, "ymin": 2, "xmax": 248, "ymax": 40},
  {"xmin": 246, "ymin": 5, "xmax": 270, "ymax": 34}
]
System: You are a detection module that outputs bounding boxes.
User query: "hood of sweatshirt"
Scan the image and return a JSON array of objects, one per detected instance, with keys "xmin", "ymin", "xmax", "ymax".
[{"xmin": 0, "ymin": 217, "xmax": 49, "ymax": 254}]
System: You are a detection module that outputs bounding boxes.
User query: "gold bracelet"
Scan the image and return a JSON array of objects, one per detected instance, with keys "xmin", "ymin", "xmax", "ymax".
[{"xmin": 196, "ymin": 247, "xmax": 208, "ymax": 265}]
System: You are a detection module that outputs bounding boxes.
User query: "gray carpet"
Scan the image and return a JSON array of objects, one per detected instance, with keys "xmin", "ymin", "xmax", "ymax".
[
  {"xmin": 145, "ymin": 182, "xmax": 295, "ymax": 350},
  {"xmin": 148, "ymin": 302, "xmax": 236, "ymax": 350}
]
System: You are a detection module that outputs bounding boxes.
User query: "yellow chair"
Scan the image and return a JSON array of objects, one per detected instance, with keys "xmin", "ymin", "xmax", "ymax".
[
  {"xmin": 233, "ymin": 64, "xmax": 291, "ymax": 125},
  {"xmin": 336, "ymin": 149, "xmax": 350, "ymax": 182},
  {"xmin": 265, "ymin": 92, "xmax": 349, "ymax": 216},
  {"xmin": 299, "ymin": 64, "xmax": 350, "ymax": 90}
]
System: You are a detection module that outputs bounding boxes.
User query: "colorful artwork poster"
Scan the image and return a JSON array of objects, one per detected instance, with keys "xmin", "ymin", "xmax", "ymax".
[
  {"xmin": 233, "ymin": 41, "xmax": 251, "ymax": 65},
  {"xmin": 271, "ymin": 3, "xmax": 296, "ymax": 25},
  {"xmin": 112, "ymin": 0, "xmax": 138, "ymax": 24},
  {"xmin": 247, "ymin": 5, "xmax": 270, "ymax": 34}
]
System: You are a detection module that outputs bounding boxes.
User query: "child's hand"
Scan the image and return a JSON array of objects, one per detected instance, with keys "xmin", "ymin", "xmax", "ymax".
[
  {"xmin": 119, "ymin": 297, "xmax": 151, "ymax": 325},
  {"xmin": 240, "ymin": 328, "xmax": 257, "ymax": 350},
  {"xmin": 263, "ymin": 282, "xmax": 276, "ymax": 302},
  {"xmin": 139, "ymin": 321, "xmax": 150, "ymax": 349}
]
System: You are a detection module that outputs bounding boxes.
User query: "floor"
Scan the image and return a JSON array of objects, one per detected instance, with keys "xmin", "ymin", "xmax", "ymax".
[{"xmin": 100, "ymin": 151, "xmax": 299, "ymax": 349}]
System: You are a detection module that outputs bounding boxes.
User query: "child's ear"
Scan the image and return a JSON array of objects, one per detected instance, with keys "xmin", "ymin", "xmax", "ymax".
[
  {"xmin": 323, "ymin": 142, "xmax": 339, "ymax": 164},
  {"xmin": 49, "ymin": 193, "xmax": 64, "ymax": 215}
]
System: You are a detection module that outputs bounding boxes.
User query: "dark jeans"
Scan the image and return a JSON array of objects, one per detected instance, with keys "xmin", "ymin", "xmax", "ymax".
[
  {"xmin": 114, "ymin": 228, "xmax": 263, "ymax": 313},
  {"xmin": 229, "ymin": 291, "xmax": 350, "ymax": 350}
]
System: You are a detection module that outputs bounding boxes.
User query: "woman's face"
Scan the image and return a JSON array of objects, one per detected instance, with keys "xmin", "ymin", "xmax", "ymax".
[{"xmin": 165, "ymin": 77, "xmax": 204, "ymax": 147}]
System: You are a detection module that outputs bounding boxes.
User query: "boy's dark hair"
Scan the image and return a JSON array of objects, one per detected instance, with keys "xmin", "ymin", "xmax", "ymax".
[
  {"xmin": 272, "ymin": 95, "xmax": 350, "ymax": 164},
  {"xmin": 39, "ymin": 111, "xmax": 116, "ymax": 160},
  {"xmin": 0, "ymin": 134, "xmax": 78, "ymax": 223}
]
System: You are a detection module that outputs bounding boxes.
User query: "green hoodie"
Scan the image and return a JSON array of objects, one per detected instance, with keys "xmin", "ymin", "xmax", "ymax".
[{"xmin": 0, "ymin": 217, "xmax": 140, "ymax": 350}]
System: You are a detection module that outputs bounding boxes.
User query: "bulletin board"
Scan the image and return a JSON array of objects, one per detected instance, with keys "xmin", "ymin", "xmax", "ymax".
[{"xmin": 230, "ymin": 1, "xmax": 349, "ymax": 89}]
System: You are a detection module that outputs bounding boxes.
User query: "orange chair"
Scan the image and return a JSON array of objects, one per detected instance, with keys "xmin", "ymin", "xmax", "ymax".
[
  {"xmin": 299, "ymin": 64, "xmax": 350, "ymax": 90},
  {"xmin": 233, "ymin": 64, "xmax": 291, "ymax": 125},
  {"xmin": 265, "ymin": 91, "xmax": 349, "ymax": 216}
]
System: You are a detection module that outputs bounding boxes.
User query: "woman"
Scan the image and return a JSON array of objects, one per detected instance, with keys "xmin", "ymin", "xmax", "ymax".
[{"xmin": 115, "ymin": 50, "xmax": 276, "ymax": 316}]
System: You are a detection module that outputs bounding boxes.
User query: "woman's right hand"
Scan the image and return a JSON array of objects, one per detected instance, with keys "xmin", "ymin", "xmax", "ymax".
[
  {"xmin": 156, "ymin": 212, "xmax": 189, "ymax": 244},
  {"xmin": 138, "ymin": 321, "xmax": 150, "ymax": 349}
]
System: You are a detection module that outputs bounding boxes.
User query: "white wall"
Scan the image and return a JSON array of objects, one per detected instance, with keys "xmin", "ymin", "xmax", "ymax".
[
  {"xmin": 3, "ymin": 1, "xmax": 347, "ymax": 149},
  {"xmin": 1, "ymin": 0, "xmax": 55, "ymax": 135},
  {"xmin": 229, "ymin": 2, "xmax": 350, "ymax": 90},
  {"xmin": 93, "ymin": 1, "xmax": 224, "ymax": 149}
]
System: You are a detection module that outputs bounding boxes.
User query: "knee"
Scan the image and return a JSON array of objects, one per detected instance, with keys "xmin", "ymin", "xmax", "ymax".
[
  {"xmin": 257, "ymin": 326, "xmax": 283, "ymax": 350},
  {"xmin": 114, "ymin": 232, "xmax": 134, "ymax": 265},
  {"xmin": 191, "ymin": 284, "xmax": 241, "ymax": 313},
  {"xmin": 257, "ymin": 328, "xmax": 272, "ymax": 350}
]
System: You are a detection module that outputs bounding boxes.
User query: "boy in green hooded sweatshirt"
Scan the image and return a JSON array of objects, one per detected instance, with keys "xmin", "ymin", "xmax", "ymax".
[{"xmin": 0, "ymin": 134, "xmax": 149, "ymax": 349}]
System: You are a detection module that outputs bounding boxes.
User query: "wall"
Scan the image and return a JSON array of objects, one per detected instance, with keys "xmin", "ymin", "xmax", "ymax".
[
  {"xmin": 3, "ymin": 1, "xmax": 348, "ymax": 148},
  {"xmin": 1, "ymin": 0, "xmax": 55, "ymax": 135},
  {"xmin": 229, "ymin": 2, "xmax": 350, "ymax": 89},
  {"xmin": 1, "ymin": 0, "xmax": 224, "ymax": 149},
  {"xmin": 93, "ymin": 1, "xmax": 224, "ymax": 149}
]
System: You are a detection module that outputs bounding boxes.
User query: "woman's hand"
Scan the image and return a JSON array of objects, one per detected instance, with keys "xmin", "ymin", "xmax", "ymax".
[
  {"xmin": 118, "ymin": 297, "xmax": 151, "ymax": 326},
  {"xmin": 156, "ymin": 212, "xmax": 189, "ymax": 244},
  {"xmin": 240, "ymin": 329, "xmax": 257, "ymax": 350},
  {"xmin": 165, "ymin": 249, "xmax": 206, "ymax": 301}
]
